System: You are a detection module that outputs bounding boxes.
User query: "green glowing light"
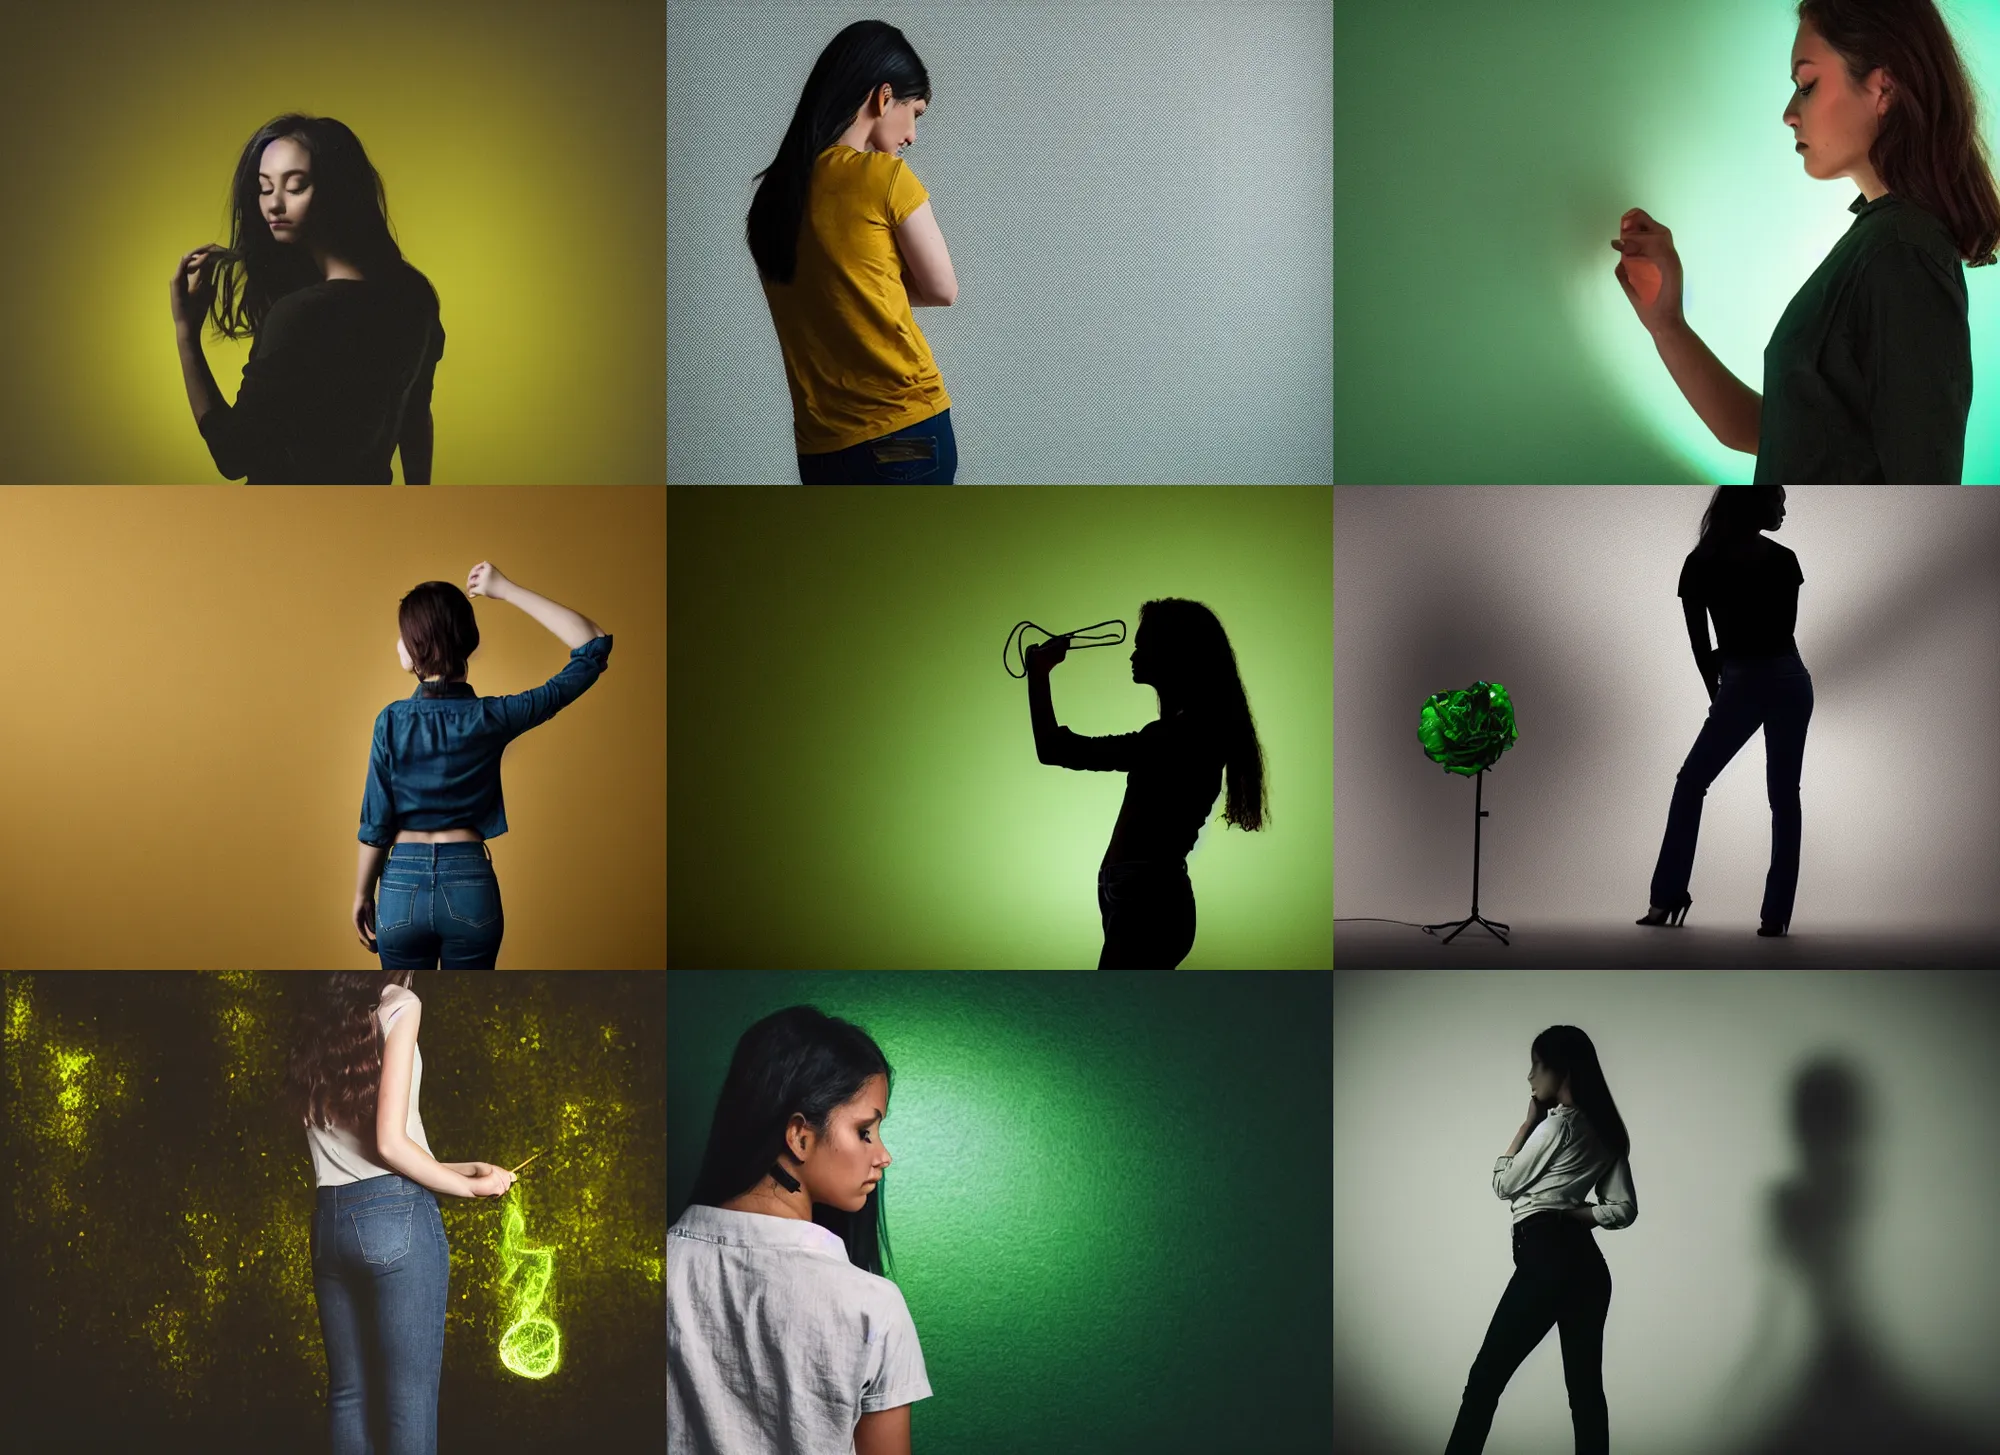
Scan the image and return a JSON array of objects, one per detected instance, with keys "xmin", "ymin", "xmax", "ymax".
[
  {"xmin": 1418, "ymin": 680, "xmax": 1518, "ymax": 776},
  {"xmin": 498, "ymin": 1193, "xmax": 561, "ymax": 1379}
]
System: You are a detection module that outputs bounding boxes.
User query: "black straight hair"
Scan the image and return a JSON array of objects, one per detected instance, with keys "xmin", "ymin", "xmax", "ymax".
[
  {"xmin": 1694, "ymin": 485, "xmax": 1785, "ymax": 558},
  {"xmin": 1139, "ymin": 598, "xmax": 1269, "ymax": 833},
  {"xmin": 746, "ymin": 21, "xmax": 932, "ymax": 287},
  {"xmin": 685, "ymin": 1005, "xmax": 898, "ymax": 1278},
  {"xmin": 1532, "ymin": 1024, "xmax": 1630, "ymax": 1164},
  {"xmin": 195, "ymin": 113, "xmax": 441, "ymax": 343}
]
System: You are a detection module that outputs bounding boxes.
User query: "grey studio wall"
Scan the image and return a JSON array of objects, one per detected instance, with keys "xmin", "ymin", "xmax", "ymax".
[
  {"xmin": 1333, "ymin": 969, "xmax": 2000, "ymax": 1455},
  {"xmin": 665, "ymin": 0, "xmax": 1332, "ymax": 485},
  {"xmin": 1333, "ymin": 485, "xmax": 2000, "ymax": 933}
]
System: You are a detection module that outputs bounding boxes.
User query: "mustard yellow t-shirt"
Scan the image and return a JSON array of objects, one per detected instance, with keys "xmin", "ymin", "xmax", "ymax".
[{"xmin": 760, "ymin": 144, "xmax": 953, "ymax": 456}]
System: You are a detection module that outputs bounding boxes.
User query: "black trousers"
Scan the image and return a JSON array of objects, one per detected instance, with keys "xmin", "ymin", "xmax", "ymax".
[
  {"xmin": 1444, "ymin": 1210, "xmax": 1612, "ymax": 1455},
  {"xmin": 1095, "ymin": 860, "xmax": 1196, "ymax": 969}
]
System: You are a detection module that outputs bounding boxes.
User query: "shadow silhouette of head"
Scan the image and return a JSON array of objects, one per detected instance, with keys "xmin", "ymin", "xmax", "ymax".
[
  {"xmin": 398, "ymin": 581, "xmax": 480, "ymax": 683},
  {"xmin": 1131, "ymin": 598, "xmax": 1269, "ymax": 833},
  {"xmin": 685, "ymin": 1005, "xmax": 898, "ymax": 1279},
  {"xmin": 1529, "ymin": 1024, "xmax": 1630, "ymax": 1162},
  {"xmin": 197, "ymin": 113, "xmax": 439, "ymax": 342},
  {"xmin": 1697, "ymin": 486, "xmax": 1788, "ymax": 552}
]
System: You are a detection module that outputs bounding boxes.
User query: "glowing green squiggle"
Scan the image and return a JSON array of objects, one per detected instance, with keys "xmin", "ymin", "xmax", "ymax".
[{"xmin": 498, "ymin": 1193, "xmax": 561, "ymax": 1379}]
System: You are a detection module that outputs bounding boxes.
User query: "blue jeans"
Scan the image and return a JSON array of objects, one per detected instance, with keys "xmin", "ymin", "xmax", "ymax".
[
  {"xmin": 798, "ymin": 408, "xmax": 958, "ymax": 484},
  {"xmin": 311, "ymin": 1173, "xmax": 451, "ymax": 1455},
  {"xmin": 377, "ymin": 842, "xmax": 503, "ymax": 969},
  {"xmin": 1445, "ymin": 1210, "xmax": 1612, "ymax": 1454},
  {"xmin": 1649, "ymin": 649, "xmax": 1815, "ymax": 927},
  {"xmin": 1097, "ymin": 859, "xmax": 1196, "ymax": 968}
]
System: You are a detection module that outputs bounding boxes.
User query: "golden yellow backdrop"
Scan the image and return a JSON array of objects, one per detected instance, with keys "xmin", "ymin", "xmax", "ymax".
[
  {"xmin": 1, "ymin": 0, "xmax": 664, "ymax": 483},
  {"xmin": 0, "ymin": 487, "xmax": 664, "ymax": 968}
]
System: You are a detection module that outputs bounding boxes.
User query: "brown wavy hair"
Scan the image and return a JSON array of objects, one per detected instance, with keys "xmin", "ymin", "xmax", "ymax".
[
  {"xmin": 284, "ymin": 971, "xmax": 414, "ymax": 1133},
  {"xmin": 1798, "ymin": 0, "xmax": 2000, "ymax": 267},
  {"xmin": 398, "ymin": 581, "xmax": 480, "ymax": 683}
]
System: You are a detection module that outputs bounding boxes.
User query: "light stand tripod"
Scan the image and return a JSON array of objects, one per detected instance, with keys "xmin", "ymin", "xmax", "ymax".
[{"xmin": 1424, "ymin": 766, "xmax": 1510, "ymax": 946}]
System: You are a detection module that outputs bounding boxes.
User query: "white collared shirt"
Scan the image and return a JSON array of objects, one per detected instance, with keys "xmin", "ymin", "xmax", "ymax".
[
  {"xmin": 1493, "ymin": 1104, "xmax": 1638, "ymax": 1229},
  {"xmin": 669, "ymin": 1202, "xmax": 932, "ymax": 1455}
]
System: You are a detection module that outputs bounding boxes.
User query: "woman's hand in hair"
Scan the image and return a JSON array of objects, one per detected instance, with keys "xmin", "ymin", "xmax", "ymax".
[
  {"xmin": 466, "ymin": 561, "xmax": 513, "ymax": 602},
  {"xmin": 464, "ymin": 1164, "xmax": 518, "ymax": 1197},
  {"xmin": 1024, "ymin": 635, "xmax": 1069, "ymax": 674},
  {"xmin": 171, "ymin": 246, "xmax": 222, "ymax": 335}
]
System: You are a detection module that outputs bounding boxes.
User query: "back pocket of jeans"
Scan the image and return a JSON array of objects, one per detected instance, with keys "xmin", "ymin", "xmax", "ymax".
[
  {"xmin": 350, "ymin": 1199, "xmax": 416, "ymax": 1266},
  {"xmin": 378, "ymin": 883, "xmax": 417, "ymax": 932},
  {"xmin": 442, "ymin": 877, "xmax": 501, "ymax": 929}
]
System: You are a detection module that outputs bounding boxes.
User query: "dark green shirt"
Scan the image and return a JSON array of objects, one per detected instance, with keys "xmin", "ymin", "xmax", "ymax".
[{"xmin": 1756, "ymin": 193, "xmax": 1972, "ymax": 484}]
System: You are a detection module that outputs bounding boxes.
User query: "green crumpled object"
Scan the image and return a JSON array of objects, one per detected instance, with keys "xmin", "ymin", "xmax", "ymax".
[{"xmin": 1418, "ymin": 681, "xmax": 1518, "ymax": 776}]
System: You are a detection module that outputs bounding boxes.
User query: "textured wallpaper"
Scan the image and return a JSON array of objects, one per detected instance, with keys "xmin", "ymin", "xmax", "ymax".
[
  {"xmin": 1334, "ymin": 969, "xmax": 2000, "ymax": 1455},
  {"xmin": 667, "ymin": 0, "xmax": 1333, "ymax": 484},
  {"xmin": 669, "ymin": 970, "xmax": 1334, "ymax": 1455},
  {"xmin": 1334, "ymin": 485, "xmax": 2000, "ymax": 932},
  {"xmin": 0, "ymin": 972, "xmax": 667, "ymax": 1451}
]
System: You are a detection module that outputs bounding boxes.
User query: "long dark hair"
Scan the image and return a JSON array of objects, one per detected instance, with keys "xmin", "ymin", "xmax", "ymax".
[
  {"xmin": 194, "ymin": 113, "xmax": 442, "ymax": 342},
  {"xmin": 1532, "ymin": 1025, "xmax": 1630, "ymax": 1164},
  {"xmin": 1140, "ymin": 598, "xmax": 1268, "ymax": 832},
  {"xmin": 685, "ymin": 1006, "xmax": 898, "ymax": 1279},
  {"xmin": 283, "ymin": 971, "xmax": 414, "ymax": 1134},
  {"xmin": 746, "ymin": 21, "xmax": 933, "ymax": 287},
  {"xmin": 399, "ymin": 581, "xmax": 480, "ymax": 682},
  {"xmin": 1797, "ymin": 0, "xmax": 2000, "ymax": 267},
  {"xmin": 1693, "ymin": 485, "xmax": 1784, "ymax": 558}
]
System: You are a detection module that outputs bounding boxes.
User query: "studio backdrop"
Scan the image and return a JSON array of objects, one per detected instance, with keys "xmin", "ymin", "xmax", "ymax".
[
  {"xmin": 0, "ymin": 0, "xmax": 665, "ymax": 484},
  {"xmin": 1333, "ymin": 969, "xmax": 2000, "ymax": 1455},
  {"xmin": 0, "ymin": 971, "xmax": 667, "ymax": 1452},
  {"xmin": 666, "ymin": 0, "xmax": 1333, "ymax": 484},
  {"xmin": 0, "ymin": 487, "xmax": 666, "ymax": 969},
  {"xmin": 1336, "ymin": 0, "xmax": 2000, "ymax": 483},
  {"xmin": 669, "ymin": 969, "xmax": 1333, "ymax": 1455},
  {"xmin": 668, "ymin": 486, "xmax": 1332, "ymax": 969},
  {"xmin": 1333, "ymin": 485, "xmax": 2000, "ymax": 934}
]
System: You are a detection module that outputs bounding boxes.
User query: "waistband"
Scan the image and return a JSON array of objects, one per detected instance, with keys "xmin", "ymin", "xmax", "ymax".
[
  {"xmin": 316, "ymin": 1171, "xmax": 436, "ymax": 1206},
  {"xmin": 1719, "ymin": 648, "xmax": 1807, "ymax": 670},
  {"xmin": 1099, "ymin": 859, "xmax": 1189, "ymax": 879},
  {"xmin": 387, "ymin": 841, "xmax": 492, "ymax": 862}
]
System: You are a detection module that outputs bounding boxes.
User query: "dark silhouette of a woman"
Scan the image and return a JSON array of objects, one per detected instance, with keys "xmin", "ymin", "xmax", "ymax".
[
  {"xmin": 1641, "ymin": 485, "xmax": 1814, "ymax": 936},
  {"xmin": 1024, "ymin": 598, "xmax": 1268, "ymax": 968}
]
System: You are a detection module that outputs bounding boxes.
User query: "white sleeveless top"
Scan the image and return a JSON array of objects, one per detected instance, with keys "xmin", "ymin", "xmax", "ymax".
[{"xmin": 304, "ymin": 983, "xmax": 433, "ymax": 1187}]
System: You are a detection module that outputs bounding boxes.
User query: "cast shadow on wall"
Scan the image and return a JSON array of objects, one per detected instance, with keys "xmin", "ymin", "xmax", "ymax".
[{"xmin": 1710, "ymin": 1055, "xmax": 1997, "ymax": 1455}]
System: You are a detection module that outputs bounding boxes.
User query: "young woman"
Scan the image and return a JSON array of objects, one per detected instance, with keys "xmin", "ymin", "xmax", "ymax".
[
  {"xmin": 1445, "ymin": 1026, "xmax": 1638, "ymax": 1455},
  {"xmin": 1025, "ymin": 598, "xmax": 1268, "ymax": 969},
  {"xmin": 354, "ymin": 561, "xmax": 613, "ymax": 968},
  {"xmin": 170, "ymin": 112, "xmax": 446, "ymax": 484},
  {"xmin": 670, "ymin": 1006, "xmax": 930, "ymax": 1455},
  {"xmin": 746, "ymin": 20, "xmax": 959, "ymax": 485},
  {"xmin": 1615, "ymin": 0, "xmax": 1998, "ymax": 482},
  {"xmin": 1639, "ymin": 485, "xmax": 1813, "ymax": 936},
  {"xmin": 283, "ymin": 971, "xmax": 518, "ymax": 1455}
]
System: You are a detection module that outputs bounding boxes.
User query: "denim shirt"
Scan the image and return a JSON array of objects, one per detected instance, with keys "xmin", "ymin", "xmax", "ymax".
[{"xmin": 358, "ymin": 634, "xmax": 612, "ymax": 846}]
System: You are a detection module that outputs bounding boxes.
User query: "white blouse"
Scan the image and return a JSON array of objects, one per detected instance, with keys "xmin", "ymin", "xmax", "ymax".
[{"xmin": 1493, "ymin": 1104, "xmax": 1638, "ymax": 1229}]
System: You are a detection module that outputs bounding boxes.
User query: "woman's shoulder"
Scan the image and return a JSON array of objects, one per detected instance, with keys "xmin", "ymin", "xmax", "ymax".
[{"xmin": 378, "ymin": 983, "xmax": 421, "ymax": 1011}]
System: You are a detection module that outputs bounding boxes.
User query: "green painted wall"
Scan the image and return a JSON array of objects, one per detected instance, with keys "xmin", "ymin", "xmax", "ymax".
[{"xmin": 669, "ymin": 970, "xmax": 1334, "ymax": 1455}]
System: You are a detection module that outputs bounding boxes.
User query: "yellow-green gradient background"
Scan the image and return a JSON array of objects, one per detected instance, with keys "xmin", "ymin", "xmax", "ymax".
[
  {"xmin": 0, "ymin": 487, "xmax": 665, "ymax": 968},
  {"xmin": 0, "ymin": 0, "xmax": 665, "ymax": 484},
  {"xmin": 668, "ymin": 486, "xmax": 1333, "ymax": 969}
]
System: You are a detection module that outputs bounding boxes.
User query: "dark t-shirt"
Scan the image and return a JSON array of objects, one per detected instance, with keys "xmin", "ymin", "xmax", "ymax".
[
  {"xmin": 198, "ymin": 269, "xmax": 444, "ymax": 484},
  {"xmin": 1755, "ymin": 192, "xmax": 1970, "ymax": 484},
  {"xmin": 1038, "ymin": 712, "xmax": 1225, "ymax": 864},
  {"xmin": 1678, "ymin": 537, "xmax": 1804, "ymax": 660}
]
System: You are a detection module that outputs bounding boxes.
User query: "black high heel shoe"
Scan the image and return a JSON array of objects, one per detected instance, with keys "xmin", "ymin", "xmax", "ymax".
[
  {"xmin": 1757, "ymin": 919, "xmax": 1789, "ymax": 937},
  {"xmin": 1636, "ymin": 892, "xmax": 1693, "ymax": 927}
]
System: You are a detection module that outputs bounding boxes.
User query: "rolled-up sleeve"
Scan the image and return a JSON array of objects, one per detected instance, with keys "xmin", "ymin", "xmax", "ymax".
[
  {"xmin": 1493, "ymin": 1116, "xmax": 1563, "ymax": 1200},
  {"xmin": 495, "ymin": 634, "xmax": 613, "ymax": 737},
  {"xmin": 357, "ymin": 708, "xmax": 398, "ymax": 846},
  {"xmin": 197, "ymin": 297, "xmax": 318, "ymax": 481},
  {"xmin": 1859, "ymin": 242, "xmax": 1972, "ymax": 483},
  {"xmin": 1588, "ymin": 1157, "xmax": 1639, "ymax": 1230}
]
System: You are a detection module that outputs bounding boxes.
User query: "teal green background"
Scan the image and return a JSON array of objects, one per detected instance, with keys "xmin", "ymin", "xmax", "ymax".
[
  {"xmin": 1336, "ymin": 0, "xmax": 2000, "ymax": 482},
  {"xmin": 668, "ymin": 970, "xmax": 1334, "ymax": 1455},
  {"xmin": 668, "ymin": 487, "xmax": 1332, "ymax": 969}
]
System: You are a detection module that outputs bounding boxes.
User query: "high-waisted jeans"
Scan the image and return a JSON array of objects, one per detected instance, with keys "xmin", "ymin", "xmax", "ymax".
[
  {"xmin": 1445, "ymin": 1209, "xmax": 1612, "ymax": 1455},
  {"xmin": 1648, "ymin": 648, "xmax": 1815, "ymax": 927},
  {"xmin": 311, "ymin": 1173, "xmax": 452, "ymax": 1455},
  {"xmin": 1097, "ymin": 859, "xmax": 1196, "ymax": 968},
  {"xmin": 798, "ymin": 408, "xmax": 958, "ymax": 484},
  {"xmin": 377, "ymin": 842, "xmax": 503, "ymax": 969}
]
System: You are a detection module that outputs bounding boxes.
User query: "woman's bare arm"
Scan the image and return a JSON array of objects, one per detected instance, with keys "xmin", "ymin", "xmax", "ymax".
[{"xmin": 494, "ymin": 579, "xmax": 603, "ymax": 650}]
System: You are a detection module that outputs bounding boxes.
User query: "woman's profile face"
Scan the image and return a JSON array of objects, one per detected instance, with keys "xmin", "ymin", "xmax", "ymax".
[
  {"xmin": 259, "ymin": 136, "xmax": 316, "ymax": 243},
  {"xmin": 812, "ymin": 1073, "xmax": 892, "ymax": 1211},
  {"xmin": 1528, "ymin": 1056, "xmax": 1566, "ymax": 1106}
]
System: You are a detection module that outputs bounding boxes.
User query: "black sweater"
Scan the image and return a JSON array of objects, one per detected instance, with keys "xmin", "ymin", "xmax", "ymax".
[{"xmin": 197, "ymin": 272, "xmax": 443, "ymax": 484}]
